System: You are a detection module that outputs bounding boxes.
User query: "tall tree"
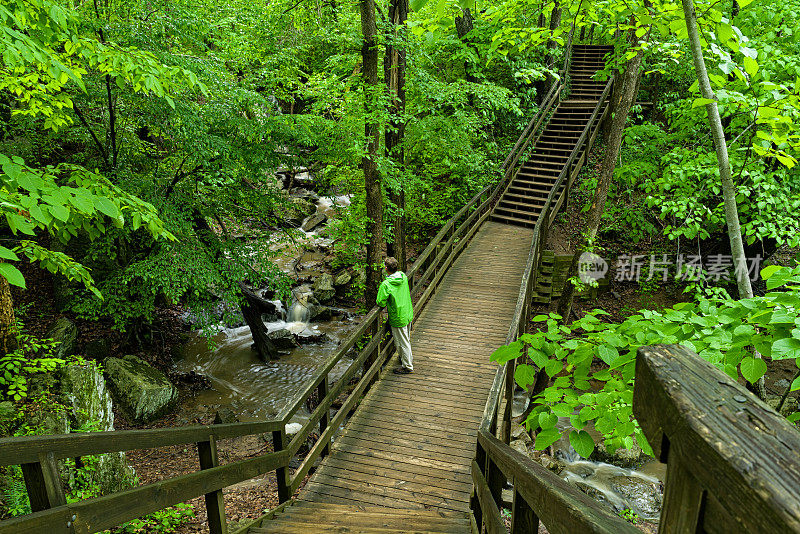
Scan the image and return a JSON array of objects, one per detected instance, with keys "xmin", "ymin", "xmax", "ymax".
[
  {"xmin": 682, "ymin": 0, "xmax": 765, "ymax": 398},
  {"xmin": 385, "ymin": 0, "xmax": 409, "ymax": 271},
  {"xmin": 361, "ymin": 0, "xmax": 384, "ymax": 305}
]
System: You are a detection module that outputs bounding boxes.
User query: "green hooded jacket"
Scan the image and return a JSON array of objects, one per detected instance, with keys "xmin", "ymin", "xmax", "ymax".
[{"xmin": 376, "ymin": 271, "xmax": 413, "ymax": 327}]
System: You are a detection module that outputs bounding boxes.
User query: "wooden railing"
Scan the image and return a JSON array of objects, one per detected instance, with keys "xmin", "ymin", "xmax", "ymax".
[
  {"xmin": 634, "ymin": 345, "xmax": 800, "ymax": 533},
  {"xmin": 0, "ymin": 144, "xmax": 510, "ymax": 534},
  {"xmin": 472, "ymin": 75, "xmax": 614, "ymax": 532}
]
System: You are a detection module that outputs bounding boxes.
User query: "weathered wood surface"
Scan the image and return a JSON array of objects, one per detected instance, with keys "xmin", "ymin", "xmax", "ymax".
[
  {"xmin": 634, "ymin": 344, "xmax": 800, "ymax": 534},
  {"xmin": 477, "ymin": 431, "xmax": 639, "ymax": 534},
  {"xmin": 255, "ymin": 222, "xmax": 532, "ymax": 532},
  {"xmin": 0, "ymin": 420, "xmax": 283, "ymax": 466}
]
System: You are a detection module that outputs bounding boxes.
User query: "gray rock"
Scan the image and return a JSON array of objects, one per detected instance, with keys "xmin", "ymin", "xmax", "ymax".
[
  {"xmin": 609, "ymin": 475, "xmax": 663, "ymax": 519},
  {"xmin": 215, "ymin": 406, "xmax": 240, "ymax": 424},
  {"xmin": 301, "ymin": 213, "xmax": 328, "ymax": 232},
  {"xmin": 511, "ymin": 424, "xmax": 532, "ymax": 444},
  {"xmin": 296, "ymin": 328, "xmax": 328, "ymax": 344},
  {"xmin": 767, "ymin": 395, "xmax": 799, "ymax": 417},
  {"xmin": 104, "ymin": 356, "xmax": 178, "ymax": 423},
  {"xmin": 26, "ymin": 402, "xmax": 70, "ymax": 435},
  {"xmin": 46, "ymin": 317, "xmax": 78, "ymax": 359},
  {"xmin": 267, "ymin": 328, "xmax": 299, "ymax": 350},
  {"xmin": 775, "ymin": 379, "xmax": 791, "ymax": 390},
  {"xmin": 510, "ymin": 439, "xmax": 530, "ymax": 457},
  {"xmin": 59, "ymin": 362, "xmax": 114, "ymax": 432},
  {"xmin": 333, "ymin": 271, "xmax": 352, "ymax": 287},
  {"xmin": 312, "ymin": 273, "xmax": 336, "ymax": 303},
  {"xmin": 308, "ymin": 304, "xmax": 332, "ymax": 322},
  {"xmin": 83, "ymin": 338, "xmax": 111, "ymax": 360},
  {"xmin": 590, "ymin": 441, "xmax": 647, "ymax": 469},
  {"xmin": 26, "ymin": 372, "xmax": 58, "ymax": 398},
  {"xmin": 58, "ymin": 360, "xmax": 136, "ymax": 492}
]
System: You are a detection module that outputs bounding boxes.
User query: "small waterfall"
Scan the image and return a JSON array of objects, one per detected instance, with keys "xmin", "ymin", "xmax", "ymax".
[{"xmin": 286, "ymin": 291, "xmax": 310, "ymax": 323}]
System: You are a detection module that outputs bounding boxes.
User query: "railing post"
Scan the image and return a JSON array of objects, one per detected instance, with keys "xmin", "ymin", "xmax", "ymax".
[
  {"xmin": 485, "ymin": 454, "xmax": 504, "ymax": 516},
  {"xmin": 198, "ymin": 435, "xmax": 227, "ymax": 534},
  {"xmin": 317, "ymin": 375, "xmax": 330, "ymax": 458},
  {"xmin": 511, "ymin": 485, "xmax": 539, "ymax": 534},
  {"xmin": 502, "ymin": 360, "xmax": 515, "ymax": 444},
  {"xmin": 21, "ymin": 452, "xmax": 65, "ymax": 513},
  {"xmin": 272, "ymin": 427, "xmax": 290, "ymax": 503}
]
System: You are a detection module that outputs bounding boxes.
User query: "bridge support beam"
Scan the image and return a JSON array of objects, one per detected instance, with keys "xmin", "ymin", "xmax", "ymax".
[{"xmin": 198, "ymin": 435, "xmax": 227, "ymax": 534}]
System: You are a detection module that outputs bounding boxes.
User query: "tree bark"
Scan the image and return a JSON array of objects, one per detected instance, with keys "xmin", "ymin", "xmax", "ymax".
[
  {"xmin": 238, "ymin": 282, "xmax": 278, "ymax": 360},
  {"xmin": 557, "ymin": 28, "xmax": 648, "ymax": 321},
  {"xmin": 361, "ymin": 0, "xmax": 384, "ymax": 305},
  {"xmin": 0, "ymin": 275, "xmax": 17, "ymax": 355},
  {"xmin": 682, "ymin": 0, "xmax": 764, "ymax": 398},
  {"xmin": 385, "ymin": 0, "xmax": 408, "ymax": 271}
]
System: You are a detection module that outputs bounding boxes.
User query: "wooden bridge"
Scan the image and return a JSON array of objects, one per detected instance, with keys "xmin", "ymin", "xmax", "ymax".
[{"xmin": 2, "ymin": 44, "xmax": 799, "ymax": 534}]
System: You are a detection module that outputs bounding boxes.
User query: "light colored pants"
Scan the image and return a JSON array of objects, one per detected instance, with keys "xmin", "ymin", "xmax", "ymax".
[{"xmin": 391, "ymin": 324, "xmax": 413, "ymax": 370}]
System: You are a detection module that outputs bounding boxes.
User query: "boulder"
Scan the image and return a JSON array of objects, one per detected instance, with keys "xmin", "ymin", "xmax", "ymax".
[
  {"xmin": 312, "ymin": 274, "xmax": 336, "ymax": 303},
  {"xmin": 104, "ymin": 356, "xmax": 178, "ymax": 423},
  {"xmin": 511, "ymin": 423, "xmax": 532, "ymax": 445},
  {"xmin": 308, "ymin": 303, "xmax": 332, "ymax": 321},
  {"xmin": 46, "ymin": 317, "xmax": 78, "ymax": 359},
  {"xmin": 609, "ymin": 475, "xmax": 663, "ymax": 519},
  {"xmin": 215, "ymin": 406, "xmax": 240, "ymax": 424},
  {"xmin": 333, "ymin": 271, "xmax": 352, "ymax": 287},
  {"xmin": 59, "ymin": 362, "xmax": 114, "ymax": 432},
  {"xmin": 590, "ymin": 440, "xmax": 647, "ymax": 469},
  {"xmin": 267, "ymin": 328, "xmax": 299, "ymax": 350},
  {"xmin": 296, "ymin": 328, "xmax": 328, "ymax": 344},
  {"xmin": 301, "ymin": 213, "xmax": 328, "ymax": 232}
]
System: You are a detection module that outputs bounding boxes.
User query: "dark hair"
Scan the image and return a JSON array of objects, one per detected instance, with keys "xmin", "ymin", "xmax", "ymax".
[{"xmin": 384, "ymin": 257, "xmax": 399, "ymax": 274}]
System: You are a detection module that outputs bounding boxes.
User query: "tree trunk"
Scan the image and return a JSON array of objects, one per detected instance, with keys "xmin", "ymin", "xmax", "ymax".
[
  {"xmin": 361, "ymin": 0, "xmax": 384, "ymax": 305},
  {"xmin": 558, "ymin": 29, "xmax": 648, "ymax": 321},
  {"xmin": 0, "ymin": 275, "xmax": 17, "ymax": 355},
  {"xmin": 385, "ymin": 0, "xmax": 408, "ymax": 271},
  {"xmin": 544, "ymin": 0, "xmax": 562, "ymax": 92},
  {"xmin": 238, "ymin": 282, "xmax": 278, "ymax": 360},
  {"xmin": 682, "ymin": 0, "xmax": 764, "ymax": 398}
]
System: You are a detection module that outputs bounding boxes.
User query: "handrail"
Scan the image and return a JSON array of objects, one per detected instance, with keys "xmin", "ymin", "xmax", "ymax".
[
  {"xmin": 476, "ymin": 430, "xmax": 639, "ymax": 534},
  {"xmin": 634, "ymin": 345, "xmax": 800, "ymax": 532},
  {"xmin": 0, "ymin": 420, "xmax": 283, "ymax": 467}
]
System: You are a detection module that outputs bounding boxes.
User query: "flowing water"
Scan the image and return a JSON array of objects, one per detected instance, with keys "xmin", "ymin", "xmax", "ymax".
[
  {"xmin": 512, "ymin": 390, "xmax": 666, "ymax": 521},
  {"xmin": 173, "ymin": 193, "xmax": 360, "ymax": 424}
]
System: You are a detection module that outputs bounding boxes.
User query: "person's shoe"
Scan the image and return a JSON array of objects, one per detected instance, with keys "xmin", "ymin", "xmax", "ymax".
[{"xmin": 393, "ymin": 366, "xmax": 413, "ymax": 374}]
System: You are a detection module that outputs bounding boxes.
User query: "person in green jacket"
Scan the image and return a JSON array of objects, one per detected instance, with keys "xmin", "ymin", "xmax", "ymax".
[{"xmin": 376, "ymin": 257, "xmax": 414, "ymax": 374}]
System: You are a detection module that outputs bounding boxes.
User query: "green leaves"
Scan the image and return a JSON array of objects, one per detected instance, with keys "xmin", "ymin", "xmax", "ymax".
[
  {"xmin": 0, "ymin": 263, "xmax": 25, "ymax": 288},
  {"xmin": 740, "ymin": 357, "xmax": 767, "ymax": 383},
  {"xmin": 569, "ymin": 430, "xmax": 595, "ymax": 458}
]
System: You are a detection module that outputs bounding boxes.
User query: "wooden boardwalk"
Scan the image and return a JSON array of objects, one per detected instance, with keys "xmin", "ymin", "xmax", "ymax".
[{"xmin": 253, "ymin": 221, "xmax": 533, "ymax": 532}]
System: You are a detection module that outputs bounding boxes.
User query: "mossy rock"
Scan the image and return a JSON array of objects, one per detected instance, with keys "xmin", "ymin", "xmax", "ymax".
[
  {"xmin": 45, "ymin": 317, "xmax": 78, "ymax": 359},
  {"xmin": 104, "ymin": 356, "xmax": 178, "ymax": 423}
]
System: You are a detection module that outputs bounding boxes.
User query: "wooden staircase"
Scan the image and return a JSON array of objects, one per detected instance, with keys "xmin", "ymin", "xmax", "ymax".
[
  {"xmin": 492, "ymin": 44, "xmax": 613, "ymax": 228},
  {"xmin": 249, "ymin": 502, "xmax": 473, "ymax": 533}
]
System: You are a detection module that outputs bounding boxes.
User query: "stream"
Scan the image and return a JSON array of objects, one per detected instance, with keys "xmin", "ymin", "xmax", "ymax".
[
  {"xmin": 173, "ymin": 192, "xmax": 360, "ymax": 425},
  {"xmin": 513, "ymin": 391, "xmax": 666, "ymax": 522}
]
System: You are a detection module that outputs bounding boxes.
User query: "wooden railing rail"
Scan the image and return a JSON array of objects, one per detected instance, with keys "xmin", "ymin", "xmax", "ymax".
[
  {"xmin": 634, "ymin": 344, "xmax": 800, "ymax": 533},
  {"xmin": 473, "ymin": 73, "xmax": 614, "ymax": 532},
  {"xmin": 474, "ymin": 430, "xmax": 640, "ymax": 534}
]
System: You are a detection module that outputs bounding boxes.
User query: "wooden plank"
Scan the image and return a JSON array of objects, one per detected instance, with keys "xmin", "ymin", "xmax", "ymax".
[
  {"xmin": 1, "ymin": 450, "xmax": 288, "ymax": 534},
  {"xmin": 471, "ymin": 460, "xmax": 505, "ymax": 534},
  {"xmin": 478, "ymin": 431, "xmax": 638, "ymax": 534},
  {"xmin": 634, "ymin": 344, "xmax": 800, "ymax": 533},
  {"xmin": 320, "ymin": 457, "xmax": 472, "ymax": 492},
  {"xmin": 0, "ymin": 420, "xmax": 285, "ymax": 466},
  {"xmin": 197, "ymin": 436, "xmax": 227, "ymax": 534},
  {"xmin": 321, "ymin": 450, "xmax": 472, "ymax": 486}
]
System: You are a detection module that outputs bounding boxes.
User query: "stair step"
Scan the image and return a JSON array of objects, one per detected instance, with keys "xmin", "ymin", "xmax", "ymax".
[
  {"xmin": 494, "ymin": 205, "xmax": 540, "ymax": 219},
  {"xmin": 499, "ymin": 198, "xmax": 546, "ymax": 210},
  {"xmin": 491, "ymin": 213, "xmax": 539, "ymax": 228}
]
